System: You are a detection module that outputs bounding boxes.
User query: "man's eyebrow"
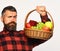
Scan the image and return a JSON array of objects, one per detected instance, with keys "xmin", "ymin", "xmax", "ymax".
[
  {"xmin": 8, "ymin": 15, "xmax": 17, "ymax": 17},
  {"xmin": 9, "ymin": 16, "xmax": 12, "ymax": 17}
]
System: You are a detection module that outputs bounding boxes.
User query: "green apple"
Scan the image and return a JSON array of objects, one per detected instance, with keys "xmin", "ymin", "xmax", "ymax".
[
  {"xmin": 37, "ymin": 22, "xmax": 45, "ymax": 30},
  {"xmin": 31, "ymin": 26, "xmax": 38, "ymax": 30},
  {"xmin": 45, "ymin": 21, "xmax": 53, "ymax": 29}
]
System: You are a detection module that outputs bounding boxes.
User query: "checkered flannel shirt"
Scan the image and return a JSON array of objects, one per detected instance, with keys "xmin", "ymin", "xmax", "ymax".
[{"xmin": 0, "ymin": 29, "xmax": 46, "ymax": 51}]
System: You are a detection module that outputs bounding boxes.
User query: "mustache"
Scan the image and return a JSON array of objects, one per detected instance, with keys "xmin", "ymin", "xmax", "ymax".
[{"xmin": 7, "ymin": 22, "xmax": 16, "ymax": 25}]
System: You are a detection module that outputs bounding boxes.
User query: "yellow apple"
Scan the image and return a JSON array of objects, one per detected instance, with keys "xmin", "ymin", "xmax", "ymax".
[{"xmin": 45, "ymin": 21, "xmax": 53, "ymax": 29}]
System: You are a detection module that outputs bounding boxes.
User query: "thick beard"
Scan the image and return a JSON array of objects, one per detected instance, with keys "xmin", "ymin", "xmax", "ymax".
[{"xmin": 4, "ymin": 22, "xmax": 17, "ymax": 31}]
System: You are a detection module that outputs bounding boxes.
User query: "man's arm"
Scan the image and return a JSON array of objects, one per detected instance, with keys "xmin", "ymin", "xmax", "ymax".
[
  {"xmin": 19, "ymin": 30, "xmax": 47, "ymax": 47},
  {"xmin": 27, "ymin": 38, "xmax": 46, "ymax": 47},
  {"xmin": 19, "ymin": 6, "xmax": 51, "ymax": 47}
]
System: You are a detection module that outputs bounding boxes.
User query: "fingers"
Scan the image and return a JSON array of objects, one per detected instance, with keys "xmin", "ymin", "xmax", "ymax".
[
  {"xmin": 36, "ymin": 6, "xmax": 46, "ymax": 12},
  {"xmin": 36, "ymin": 6, "xmax": 47, "ymax": 16}
]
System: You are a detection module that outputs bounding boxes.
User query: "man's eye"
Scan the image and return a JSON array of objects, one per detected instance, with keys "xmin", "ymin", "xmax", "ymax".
[
  {"xmin": 8, "ymin": 16, "xmax": 12, "ymax": 18},
  {"xmin": 14, "ymin": 16, "xmax": 17, "ymax": 18}
]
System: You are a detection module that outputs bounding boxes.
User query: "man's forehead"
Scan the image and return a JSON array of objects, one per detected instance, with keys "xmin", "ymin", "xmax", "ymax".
[{"xmin": 3, "ymin": 10, "xmax": 17, "ymax": 16}]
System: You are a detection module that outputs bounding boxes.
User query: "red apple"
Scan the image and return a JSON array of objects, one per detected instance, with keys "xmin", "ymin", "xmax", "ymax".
[
  {"xmin": 42, "ymin": 26, "xmax": 51, "ymax": 31},
  {"xmin": 25, "ymin": 23, "xmax": 31, "ymax": 28}
]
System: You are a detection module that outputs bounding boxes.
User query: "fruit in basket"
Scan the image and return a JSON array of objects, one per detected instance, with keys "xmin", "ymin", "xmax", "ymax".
[
  {"xmin": 45, "ymin": 21, "xmax": 53, "ymax": 29},
  {"xmin": 42, "ymin": 26, "xmax": 51, "ymax": 31},
  {"xmin": 29, "ymin": 20, "xmax": 38, "ymax": 26},
  {"xmin": 36, "ymin": 22, "xmax": 45, "ymax": 30},
  {"xmin": 25, "ymin": 20, "xmax": 53, "ymax": 31},
  {"xmin": 25, "ymin": 23, "xmax": 31, "ymax": 28},
  {"xmin": 31, "ymin": 26, "xmax": 38, "ymax": 30}
]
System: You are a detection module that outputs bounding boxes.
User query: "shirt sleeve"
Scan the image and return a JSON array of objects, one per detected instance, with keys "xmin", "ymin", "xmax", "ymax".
[
  {"xmin": 27, "ymin": 38, "xmax": 47, "ymax": 47},
  {"xmin": 19, "ymin": 30, "xmax": 46, "ymax": 47}
]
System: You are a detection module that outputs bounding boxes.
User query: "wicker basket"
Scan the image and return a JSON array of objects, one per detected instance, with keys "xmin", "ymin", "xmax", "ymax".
[{"xmin": 24, "ymin": 9, "xmax": 54, "ymax": 40}]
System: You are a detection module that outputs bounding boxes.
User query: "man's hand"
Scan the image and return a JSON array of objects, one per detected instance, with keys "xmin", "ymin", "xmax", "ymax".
[{"xmin": 36, "ymin": 6, "xmax": 47, "ymax": 16}]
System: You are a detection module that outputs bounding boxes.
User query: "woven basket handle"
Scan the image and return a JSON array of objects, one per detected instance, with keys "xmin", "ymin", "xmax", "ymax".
[{"xmin": 24, "ymin": 9, "xmax": 54, "ymax": 30}]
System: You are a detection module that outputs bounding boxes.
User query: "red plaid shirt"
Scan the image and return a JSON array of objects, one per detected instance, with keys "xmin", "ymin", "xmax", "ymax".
[{"xmin": 0, "ymin": 29, "xmax": 46, "ymax": 51}]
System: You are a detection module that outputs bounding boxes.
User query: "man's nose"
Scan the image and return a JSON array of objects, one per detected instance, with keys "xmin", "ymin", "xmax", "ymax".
[{"xmin": 11, "ymin": 17, "xmax": 16, "ymax": 21}]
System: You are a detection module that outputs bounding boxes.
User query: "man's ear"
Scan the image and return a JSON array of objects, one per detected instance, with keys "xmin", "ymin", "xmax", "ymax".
[{"xmin": 1, "ymin": 16, "xmax": 3, "ymax": 22}]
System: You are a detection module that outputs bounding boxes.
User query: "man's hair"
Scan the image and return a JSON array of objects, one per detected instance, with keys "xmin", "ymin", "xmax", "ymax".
[{"xmin": 1, "ymin": 6, "xmax": 17, "ymax": 16}]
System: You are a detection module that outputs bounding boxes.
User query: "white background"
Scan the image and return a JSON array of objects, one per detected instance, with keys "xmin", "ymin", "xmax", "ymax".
[{"xmin": 0, "ymin": 0, "xmax": 60, "ymax": 51}]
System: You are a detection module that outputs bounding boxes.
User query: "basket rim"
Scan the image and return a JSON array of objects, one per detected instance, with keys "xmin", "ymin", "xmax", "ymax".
[{"xmin": 24, "ymin": 28, "xmax": 53, "ymax": 33}]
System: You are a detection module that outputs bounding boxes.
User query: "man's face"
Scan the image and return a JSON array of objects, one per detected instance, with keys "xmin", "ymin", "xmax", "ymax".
[{"xmin": 2, "ymin": 10, "xmax": 17, "ymax": 31}]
